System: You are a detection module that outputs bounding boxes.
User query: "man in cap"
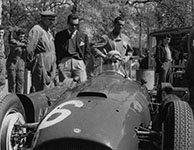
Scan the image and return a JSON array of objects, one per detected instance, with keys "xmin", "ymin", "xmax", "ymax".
[{"xmin": 27, "ymin": 10, "xmax": 57, "ymax": 92}]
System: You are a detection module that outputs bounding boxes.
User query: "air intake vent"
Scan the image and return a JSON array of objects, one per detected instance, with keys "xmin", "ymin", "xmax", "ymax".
[{"xmin": 77, "ymin": 92, "xmax": 107, "ymax": 98}]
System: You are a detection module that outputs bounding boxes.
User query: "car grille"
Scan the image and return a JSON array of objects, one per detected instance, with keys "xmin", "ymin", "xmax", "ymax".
[{"xmin": 35, "ymin": 138, "xmax": 112, "ymax": 150}]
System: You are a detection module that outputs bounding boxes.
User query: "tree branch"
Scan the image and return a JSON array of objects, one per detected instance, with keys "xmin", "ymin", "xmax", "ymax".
[{"xmin": 125, "ymin": 0, "xmax": 161, "ymax": 6}]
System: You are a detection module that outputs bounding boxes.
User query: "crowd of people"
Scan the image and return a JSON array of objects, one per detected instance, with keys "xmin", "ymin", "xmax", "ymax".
[
  {"xmin": 0, "ymin": 9, "xmax": 192, "ymax": 109},
  {"xmin": 0, "ymin": 10, "xmax": 135, "ymax": 94}
]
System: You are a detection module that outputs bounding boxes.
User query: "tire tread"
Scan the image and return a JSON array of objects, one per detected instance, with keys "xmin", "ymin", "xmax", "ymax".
[{"xmin": 174, "ymin": 101, "xmax": 194, "ymax": 150}]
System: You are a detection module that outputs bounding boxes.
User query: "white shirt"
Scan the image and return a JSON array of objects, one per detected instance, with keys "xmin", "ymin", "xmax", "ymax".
[{"xmin": 165, "ymin": 46, "xmax": 172, "ymax": 61}]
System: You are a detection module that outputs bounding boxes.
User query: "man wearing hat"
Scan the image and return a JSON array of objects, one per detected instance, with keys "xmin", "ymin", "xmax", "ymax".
[{"xmin": 27, "ymin": 10, "xmax": 57, "ymax": 92}]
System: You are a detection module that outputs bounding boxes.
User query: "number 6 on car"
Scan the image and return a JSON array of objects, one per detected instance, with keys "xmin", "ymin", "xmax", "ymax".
[{"xmin": 38, "ymin": 100, "xmax": 84, "ymax": 130}]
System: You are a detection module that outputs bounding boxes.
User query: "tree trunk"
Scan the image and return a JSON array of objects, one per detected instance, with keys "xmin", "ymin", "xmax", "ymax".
[{"xmin": 0, "ymin": 0, "xmax": 2, "ymax": 25}]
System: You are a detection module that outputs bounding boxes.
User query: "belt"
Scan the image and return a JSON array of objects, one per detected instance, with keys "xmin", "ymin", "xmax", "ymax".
[
  {"xmin": 166, "ymin": 59, "xmax": 172, "ymax": 62},
  {"xmin": 63, "ymin": 56, "xmax": 82, "ymax": 60}
]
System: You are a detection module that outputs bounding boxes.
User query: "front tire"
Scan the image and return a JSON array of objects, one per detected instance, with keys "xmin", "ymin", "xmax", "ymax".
[
  {"xmin": 162, "ymin": 101, "xmax": 194, "ymax": 150},
  {"xmin": 0, "ymin": 93, "xmax": 26, "ymax": 150}
]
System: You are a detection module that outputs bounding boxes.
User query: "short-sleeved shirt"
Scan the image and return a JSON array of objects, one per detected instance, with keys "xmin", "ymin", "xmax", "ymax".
[{"xmin": 93, "ymin": 32, "xmax": 133, "ymax": 57}]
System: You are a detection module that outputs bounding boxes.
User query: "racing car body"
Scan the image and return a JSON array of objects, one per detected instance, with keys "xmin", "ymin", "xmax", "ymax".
[
  {"xmin": 0, "ymin": 61, "xmax": 194, "ymax": 150},
  {"xmin": 34, "ymin": 70, "xmax": 151, "ymax": 150}
]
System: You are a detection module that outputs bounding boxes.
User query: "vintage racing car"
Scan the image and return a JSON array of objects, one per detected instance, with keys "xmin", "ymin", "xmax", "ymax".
[{"xmin": 0, "ymin": 51, "xmax": 193, "ymax": 150}]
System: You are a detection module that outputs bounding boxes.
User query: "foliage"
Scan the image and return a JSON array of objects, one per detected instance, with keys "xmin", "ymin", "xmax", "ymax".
[
  {"xmin": 154, "ymin": 0, "xmax": 193, "ymax": 29},
  {"xmin": 3, "ymin": 0, "xmax": 29, "ymax": 29},
  {"xmin": 1, "ymin": 0, "xmax": 194, "ymax": 49}
]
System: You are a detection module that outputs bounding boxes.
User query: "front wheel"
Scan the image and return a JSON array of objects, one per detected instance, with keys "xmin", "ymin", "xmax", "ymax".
[
  {"xmin": 162, "ymin": 101, "xmax": 194, "ymax": 150},
  {"xmin": 0, "ymin": 94, "xmax": 26, "ymax": 150}
]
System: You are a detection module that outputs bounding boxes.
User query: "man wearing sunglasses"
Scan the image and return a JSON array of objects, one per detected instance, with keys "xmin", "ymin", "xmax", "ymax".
[{"xmin": 55, "ymin": 13, "xmax": 90, "ymax": 86}]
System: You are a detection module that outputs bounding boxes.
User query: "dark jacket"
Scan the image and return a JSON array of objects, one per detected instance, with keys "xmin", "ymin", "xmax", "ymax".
[
  {"xmin": 54, "ymin": 29, "xmax": 91, "ymax": 65},
  {"xmin": 155, "ymin": 44, "xmax": 170, "ymax": 72},
  {"xmin": 8, "ymin": 31, "xmax": 27, "ymax": 61}
]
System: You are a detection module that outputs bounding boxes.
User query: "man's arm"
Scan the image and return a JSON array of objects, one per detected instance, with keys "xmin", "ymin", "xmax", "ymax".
[
  {"xmin": 9, "ymin": 30, "xmax": 26, "ymax": 47},
  {"xmin": 83, "ymin": 34, "xmax": 92, "ymax": 65},
  {"xmin": 92, "ymin": 36, "xmax": 107, "ymax": 58},
  {"xmin": 26, "ymin": 26, "xmax": 40, "ymax": 62},
  {"xmin": 155, "ymin": 46, "xmax": 163, "ymax": 67},
  {"xmin": 54, "ymin": 31, "xmax": 63, "ymax": 65},
  {"xmin": 48, "ymin": 55, "xmax": 57, "ymax": 84}
]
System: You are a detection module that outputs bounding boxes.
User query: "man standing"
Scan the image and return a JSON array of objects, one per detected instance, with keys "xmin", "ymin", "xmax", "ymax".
[
  {"xmin": 93, "ymin": 17, "xmax": 133, "ymax": 58},
  {"xmin": 155, "ymin": 34, "xmax": 172, "ymax": 86},
  {"xmin": 92, "ymin": 16, "xmax": 134, "ymax": 76},
  {"xmin": 27, "ymin": 10, "xmax": 57, "ymax": 92},
  {"xmin": 0, "ymin": 25, "xmax": 5, "ymax": 89},
  {"xmin": 7, "ymin": 28, "xmax": 26, "ymax": 93},
  {"xmin": 55, "ymin": 13, "xmax": 90, "ymax": 86}
]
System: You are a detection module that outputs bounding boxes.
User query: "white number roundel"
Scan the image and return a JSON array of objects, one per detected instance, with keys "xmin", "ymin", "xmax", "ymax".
[{"xmin": 38, "ymin": 100, "xmax": 84, "ymax": 130}]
